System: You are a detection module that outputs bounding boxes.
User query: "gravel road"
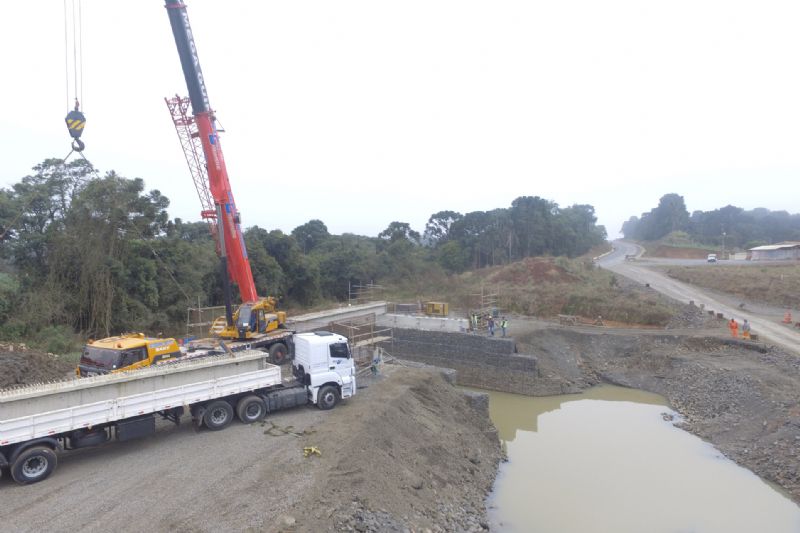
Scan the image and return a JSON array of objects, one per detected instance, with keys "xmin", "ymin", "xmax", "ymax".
[
  {"xmin": 0, "ymin": 404, "xmax": 327, "ymax": 532},
  {"xmin": 0, "ymin": 367, "xmax": 500, "ymax": 533},
  {"xmin": 602, "ymin": 241, "xmax": 800, "ymax": 355}
]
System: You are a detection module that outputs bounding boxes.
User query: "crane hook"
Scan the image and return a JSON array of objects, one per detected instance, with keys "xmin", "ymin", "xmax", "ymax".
[{"xmin": 65, "ymin": 98, "xmax": 86, "ymax": 151}]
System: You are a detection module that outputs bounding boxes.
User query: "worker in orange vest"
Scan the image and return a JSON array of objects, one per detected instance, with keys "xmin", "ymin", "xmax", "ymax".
[{"xmin": 729, "ymin": 318, "xmax": 739, "ymax": 338}]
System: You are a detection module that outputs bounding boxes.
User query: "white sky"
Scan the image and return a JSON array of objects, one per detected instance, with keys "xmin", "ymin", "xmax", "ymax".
[{"xmin": 1, "ymin": 1, "xmax": 798, "ymax": 238}]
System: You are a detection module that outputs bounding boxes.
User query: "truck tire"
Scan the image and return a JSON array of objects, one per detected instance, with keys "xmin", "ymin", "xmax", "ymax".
[
  {"xmin": 203, "ymin": 400, "xmax": 234, "ymax": 431},
  {"xmin": 11, "ymin": 446, "xmax": 57, "ymax": 484},
  {"xmin": 236, "ymin": 395, "xmax": 266, "ymax": 423},
  {"xmin": 317, "ymin": 385, "xmax": 339, "ymax": 410},
  {"xmin": 269, "ymin": 342, "xmax": 289, "ymax": 364}
]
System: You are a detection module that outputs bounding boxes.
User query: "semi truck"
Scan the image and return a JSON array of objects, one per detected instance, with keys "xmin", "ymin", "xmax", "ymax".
[{"xmin": 0, "ymin": 331, "xmax": 355, "ymax": 485}]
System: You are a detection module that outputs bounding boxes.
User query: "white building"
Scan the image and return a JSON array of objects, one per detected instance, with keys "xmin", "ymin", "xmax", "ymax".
[{"xmin": 748, "ymin": 242, "xmax": 800, "ymax": 261}]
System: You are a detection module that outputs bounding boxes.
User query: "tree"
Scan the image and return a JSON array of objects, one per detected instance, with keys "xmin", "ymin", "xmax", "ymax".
[
  {"xmin": 652, "ymin": 193, "xmax": 689, "ymax": 238},
  {"xmin": 245, "ymin": 226, "xmax": 321, "ymax": 306},
  {"xmin": 42, "ymin": 172, "xmax": 171, "ymax": 335},
  {"xmin": 511, "ymin": 196, "xmax": 557, "ymax": 258},
  {"xmin": 291, "ymin": 219, "xmax": 330, "ymax": 254},
  {"xmin": 621, "ymin": 216, "xmax": 640, "ymax": 239},
  {"xmin": 5, "ymin": 158, "xmax": 93, "ymax": 278},
  {"xmin": 378, "ymin": 221, "xmax": 421, "ymax": 244},
  {"xmin": 423, "ymin": 211, "xmax": 462, "ymax": 246},
  {"xmin": 436, "ymin": 240, "xmax": 468, "ymax": 273}
]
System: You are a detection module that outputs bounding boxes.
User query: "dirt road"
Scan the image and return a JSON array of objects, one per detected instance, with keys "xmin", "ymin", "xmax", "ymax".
[
  {"xmin": 602, "ymin": 241, "xmax": 800, "ymax": 355},
  {"xmin": 0, "ymin": 367, "xmax": 499, "ymax": 533}
]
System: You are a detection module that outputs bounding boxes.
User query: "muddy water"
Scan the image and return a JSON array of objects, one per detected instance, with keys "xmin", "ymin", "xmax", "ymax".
[{"xmin": 481, "ymin": 385, "xmax": 800, "ymax": 533}]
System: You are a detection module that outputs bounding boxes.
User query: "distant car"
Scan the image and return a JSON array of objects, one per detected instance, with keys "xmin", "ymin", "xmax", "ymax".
[{"xmin": 707, "ymin": 254, "xmax": 718, "ymax": 263}]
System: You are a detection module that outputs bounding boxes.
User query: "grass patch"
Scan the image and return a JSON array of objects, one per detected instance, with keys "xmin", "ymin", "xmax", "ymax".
[
  {"xmin": 664, "ymin": 264, "xmax": 800, "ymax": 308},
  {"xmin": 383, "ymin": 257, "xmax": 675, "ymax": 326}
]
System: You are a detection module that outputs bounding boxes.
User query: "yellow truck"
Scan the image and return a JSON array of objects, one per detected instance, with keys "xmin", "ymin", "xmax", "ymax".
[{"xmin": 78, "ymin": 334, "xmax": 182, "ymax": 376}]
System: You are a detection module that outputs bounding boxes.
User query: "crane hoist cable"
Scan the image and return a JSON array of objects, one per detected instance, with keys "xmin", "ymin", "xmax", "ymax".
[{"xmin": 63, "ymin": 0, "xmax": 86, "ymax": 154}]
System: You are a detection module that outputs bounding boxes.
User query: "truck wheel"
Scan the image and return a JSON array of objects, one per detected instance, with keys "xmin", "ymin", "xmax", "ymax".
[
  {"xmin": 269, "ymin": 342, "xmax": 289, "ymax": 364},
  {"xmin": 203, "ymin": 400, "xmax": 234, "ymax": 431},
  {"xmin": 236, "ymin": 395, "xmax": 266, "ymax": 423},
  {"xmin": 317, "ymin": 385, "xmax": 339, "ymax": 410},
  {"xmin": 11, "ymin": 446, "xmax": 57, "ymax": 484}
]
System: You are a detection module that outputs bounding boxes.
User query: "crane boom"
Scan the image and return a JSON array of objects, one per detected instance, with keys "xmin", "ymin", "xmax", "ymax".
[{"xmin": 164, "ymin": 0, "xmax": 258, "ymax": 306}]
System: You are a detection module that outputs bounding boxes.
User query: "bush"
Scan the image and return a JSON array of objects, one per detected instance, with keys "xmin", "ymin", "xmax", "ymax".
[{"xmin": 31, "ymin": 325, "xmax": 82, "ymax": 354}]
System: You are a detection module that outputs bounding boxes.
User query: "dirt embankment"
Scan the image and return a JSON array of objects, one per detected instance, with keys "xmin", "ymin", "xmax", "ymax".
[
  {"xmin": 0, "ymin": 344, "xmax": 75, "ymax": 389},
  {"xmin": 517, "ymin": 329, "xmax": 800, "ymax": 503},
  {"xmin": 296, "ymin": 367, "xmax": 501, "ymax": 532}
]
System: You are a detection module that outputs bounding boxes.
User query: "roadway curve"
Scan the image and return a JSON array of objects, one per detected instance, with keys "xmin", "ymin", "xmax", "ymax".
[{"xmin": 600, "ymin": 240, "xmax": 800, "ymax": 355}]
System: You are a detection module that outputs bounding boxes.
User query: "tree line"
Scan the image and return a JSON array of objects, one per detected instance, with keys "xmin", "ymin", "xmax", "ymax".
[
  {"xmin": 0, "ymin": 158, "xmax": 606, "ymax": 345},
  {"xmin": 622, "ymin": 193, "xmax": 800, "ymax": 248}
]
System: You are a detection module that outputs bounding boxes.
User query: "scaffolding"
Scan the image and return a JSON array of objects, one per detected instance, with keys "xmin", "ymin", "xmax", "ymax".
[
  {"xmin": 186, "ymin": 304, "xmax": 226, "ymax": 340},
  {"xmin": 326, "ymin": 314, "xmax": 394, "ymax": 370},
  {"xmin": 348, "ymin": 282, "xmax": 384, "ymax": 305},
  {"xmin": 468, "ymin": 285, "xmax": 500, "ymax": 332}
]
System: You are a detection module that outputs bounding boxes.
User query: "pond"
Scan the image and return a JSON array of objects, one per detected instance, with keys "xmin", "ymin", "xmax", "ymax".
[{"xmin": 480, "ymin": 385, "xmax": 800, "ymax": 533}]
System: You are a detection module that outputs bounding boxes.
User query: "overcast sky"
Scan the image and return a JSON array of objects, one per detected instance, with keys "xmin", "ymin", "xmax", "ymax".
[{"xmin": 1, "ymin": 1, "xmax": 798, "ymax": 238}]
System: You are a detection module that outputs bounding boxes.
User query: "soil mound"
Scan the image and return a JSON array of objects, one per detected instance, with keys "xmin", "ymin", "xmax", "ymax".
[
  {"xmin": 0, "ymin": 343, "xmax": 74, "ymax": 389},
  {"xmin": 488, "ymin": 257, "xmax": 579, "ymax": 285},
  {"xmin": 297, "ymin": 367, "xmax": 502, "ymax": 532}
]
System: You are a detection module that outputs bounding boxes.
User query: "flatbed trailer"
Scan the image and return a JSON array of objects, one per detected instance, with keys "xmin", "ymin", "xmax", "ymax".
[
  {"xmin": 1, "ymin": 332, "xmax": 356, "ymax": 485},
  {"xmin": 186, "ymin": 328, "xmax": 295, "ymax": 364}
]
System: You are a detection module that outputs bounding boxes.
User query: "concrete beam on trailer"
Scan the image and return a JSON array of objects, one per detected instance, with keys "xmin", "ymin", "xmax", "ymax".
[{"xmin": 286, "ymin": 301, "xmax": 388, "ymax": 332}]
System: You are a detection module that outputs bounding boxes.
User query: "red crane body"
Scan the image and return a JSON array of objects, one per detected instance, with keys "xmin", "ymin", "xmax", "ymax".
[
  {"xmin": 193, "ymin": 111, "xmax": 258, "ymax": 304},
  {"xmin": 164, "ymin": 0, "xmax": 258, "ymax": 308}
]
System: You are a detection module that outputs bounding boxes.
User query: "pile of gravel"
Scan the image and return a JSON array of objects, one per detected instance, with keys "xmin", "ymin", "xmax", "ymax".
[
  {"xmin": 0, "ymin": 343, "xmax": 74, "ymax": 389},
  {"xmin": 665, "ymin": 303, "xmax": 722, "ymax": 329}
]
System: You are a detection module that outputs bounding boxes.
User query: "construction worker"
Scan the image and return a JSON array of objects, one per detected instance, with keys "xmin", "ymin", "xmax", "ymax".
[
  {"xmin": 729, "ymin": 318, "xmax": 739, "ymax": 338},
  {"xmin": 742, "ymin": 319, "xmax": 751, "ymax": 340},
  {"xmin": 487, "ymin": 315, "xmax": 495, "ymax": 336},
  {"xmin": 500, "ymin": 317, "xmax": 508, "ymax": 337}
]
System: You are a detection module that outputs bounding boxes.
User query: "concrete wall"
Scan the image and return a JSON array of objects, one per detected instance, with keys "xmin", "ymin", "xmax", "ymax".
[
  {"xmin": 382, "ymin": 328, "xmax": 539, "ymax": 396},
  {"xmin": 376, "ymin": 313, "xmax": 468, "ymax": 333}
]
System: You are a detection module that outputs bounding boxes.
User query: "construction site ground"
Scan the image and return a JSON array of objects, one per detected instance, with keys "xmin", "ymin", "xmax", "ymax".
[
  {"xmin": 3, "ymin": 250, "xmax": 800, "ymax": 527},
  {"xmin": 0, "ymin": 366, "xmax": 500, "ymax": 533}
]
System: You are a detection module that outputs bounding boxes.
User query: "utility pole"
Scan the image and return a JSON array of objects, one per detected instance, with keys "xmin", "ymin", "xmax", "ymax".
[{"xmin": 722, "ymin": 231, "xmax": 726, "ymax": 260}]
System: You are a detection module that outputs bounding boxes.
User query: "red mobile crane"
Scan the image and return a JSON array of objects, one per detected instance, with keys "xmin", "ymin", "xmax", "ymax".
[{"xmin": 163, "ymin": 0, "xmax": 285, "ymax": 341}]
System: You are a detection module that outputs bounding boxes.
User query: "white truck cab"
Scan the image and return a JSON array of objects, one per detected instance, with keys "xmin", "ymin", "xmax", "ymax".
[{"xmin": 292, "ymin": 332, "xmax": 356, "ymax": 409}]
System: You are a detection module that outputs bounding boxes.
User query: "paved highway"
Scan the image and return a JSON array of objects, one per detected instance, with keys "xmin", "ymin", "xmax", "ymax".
[{"xmin": 600, "ymin": 241, "xmax": 800, "ymax": 355}]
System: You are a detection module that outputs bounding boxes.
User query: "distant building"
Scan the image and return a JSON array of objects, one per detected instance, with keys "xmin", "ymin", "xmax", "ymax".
[{"xmin": 748, "ymin": 242, "xmax": 800, "ymax": 261}]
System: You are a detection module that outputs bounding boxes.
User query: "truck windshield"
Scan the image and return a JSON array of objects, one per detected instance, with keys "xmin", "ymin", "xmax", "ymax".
[
  {"xmin": 81, "ymin": 347, "xmax": 122, "ymax": 369},
  {"xmin": 329, "ymin": 342, "xmax": 350, "ymax": 359}
]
